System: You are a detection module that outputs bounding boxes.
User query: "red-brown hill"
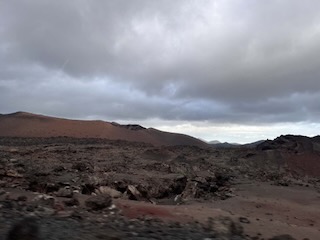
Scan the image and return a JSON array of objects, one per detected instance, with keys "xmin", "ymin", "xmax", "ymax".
[
  {"xmin": 0, "ymin": 112, "xmax": 207, "ymax": 147},
  {"xmin": 255, "ymin": 135, "xmax": 320, "ymax": 177}
]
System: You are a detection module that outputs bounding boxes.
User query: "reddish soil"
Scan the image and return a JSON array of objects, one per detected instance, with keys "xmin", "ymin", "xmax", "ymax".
[
  {"xmin": 256, "ymin": 135, "xmax": 320, "ymax": 177},
  {"xmin": 287, "ymin": 153, "xmax": 320, "ymax": 177},
  {"xmin": 116, "ymin": 201, "xmax": 177, "ymax": 220},
  {"xmin": 113, "ymin": 181, "xmax": 320, "ymax": 239},
  {"xmin": 0, "ymin": 112, "xmax": 206, "ymax": 147}
]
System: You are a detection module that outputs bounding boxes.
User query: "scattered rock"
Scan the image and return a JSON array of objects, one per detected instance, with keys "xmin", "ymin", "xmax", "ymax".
[
  {"xmin": 32, "ymin": 194, "xmax": 56, "ymax": 207},
  {"xmin": 239, "ymin": 217, "xmax": 250, "ymax": 224},
  {"xmin": 81, "ymin": 183, "xmax": 96, "ymax": 195},
  {"xmin": 56, "ymin": 187, "xmax": 73, "ymax": 198},
  {"xmin": 95, "ymin": 186, "xmax": 122, "ymax": 198},
  {"xmin": 53, "ymin": 201, "xmax": 65, "ymax": 212},
  {"xmin": 174, "ymin": 194, "xmax": 183, "ymax": 204},
  {"xmin": 211, "ymin": 217, "xmax": 244, "ymax": 239},
  {"xmin": 126, "ymin": 185, "xmax": 143, "ymax": 201},
  {"xmin": 72, "ymin": 162, "xmax": 91, "ymax": 172},
  {"xmin": 180, "ymin": 175, "xmax": 232, "ymax": 200},
  {"xmin": 5, "ymin": 169, "xmax": 23, "ymax": 178},
  {"xmin": 269, "ymin": 234, "xmax": 297, "ymax": 240},
  {"xmin": 95, "ymin": 233, "xmax": 122, "ymax": 240},
  {"xmin": 53, "ymin": 166, "xmax": 65, "ymax": 172},
  {"xmin": 63, "ymin": 197, "xmax": 80, "ymax": 207},
  {"xmin": 85, "ymin": 194, "xmax": 112, "ymax": 211},
  {"xmin": 6, "ymin": 217, "xmax": 40, "ymax": 240},
  {"xmin": 17, "ymin": 195, "xmax": 28, "ymax": 202},
  {"xmin": 0, "ymin": 189, "xmax": 6, "ymax": 196}
]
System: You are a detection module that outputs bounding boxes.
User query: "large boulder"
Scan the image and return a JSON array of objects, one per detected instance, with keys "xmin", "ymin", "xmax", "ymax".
[
  {"xmin": 56, "ymin": 187, "xmax": 73, "ymax": 198},
  {"xmin": 95, "ymin": 186, "xmax": 122, "ymax": 198},
  {"xmin": 85, "ymin": 194, "xmax": 112, "ymax": 211}
]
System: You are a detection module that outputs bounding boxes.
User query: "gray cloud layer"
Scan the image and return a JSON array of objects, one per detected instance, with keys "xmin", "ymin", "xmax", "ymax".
[{"xmin": 1, "ymin": 0, "xmax": 320, "ymax": 123}]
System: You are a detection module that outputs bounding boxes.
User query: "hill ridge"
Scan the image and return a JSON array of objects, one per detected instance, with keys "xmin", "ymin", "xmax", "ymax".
[{"xmin": 0, "ymin": 112, "xmax": 207, "ymax": 147}]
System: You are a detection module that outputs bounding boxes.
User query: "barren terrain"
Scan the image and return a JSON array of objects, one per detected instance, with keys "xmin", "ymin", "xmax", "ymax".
[
  {"xmin": 0, "ymin": 136, "xmax": 319, "ymax": 239},
  {"xmin": 0, "ymin": 113, "xmax": 319, "ymax": 239},
  {"xmin": 0, "ymin": 112, "xmax": 206, "ymax": 147}
]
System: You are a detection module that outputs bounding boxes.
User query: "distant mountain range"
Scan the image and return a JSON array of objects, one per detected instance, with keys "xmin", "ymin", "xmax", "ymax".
[{"xmin": 208, "ymin": 140, "xmax": 265, "ymax": 149}]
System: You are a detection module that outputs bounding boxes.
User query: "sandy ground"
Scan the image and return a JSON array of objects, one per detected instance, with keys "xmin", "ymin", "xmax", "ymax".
[
  {"xmin": 2, "ymin": 181, "xmax": 319, "ymax": 239},
  {"xmin": 113, "ymin": 181, "xmax": 320, "ymax": 240}
]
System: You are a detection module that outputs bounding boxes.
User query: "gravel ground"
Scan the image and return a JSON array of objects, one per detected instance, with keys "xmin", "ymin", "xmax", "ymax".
[
  {"xmin": 0, "ymin": 137, "xmax": 307, "ymax": 240},
  {"xmin": 0, "ymin": 205, "xmax": 247, "ymax": 240}
]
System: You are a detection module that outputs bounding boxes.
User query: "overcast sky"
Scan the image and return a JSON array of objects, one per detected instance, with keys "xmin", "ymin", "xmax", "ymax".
[{"xmin": 1, "ymin": 0, "xmax": 320, "ymax": 143}]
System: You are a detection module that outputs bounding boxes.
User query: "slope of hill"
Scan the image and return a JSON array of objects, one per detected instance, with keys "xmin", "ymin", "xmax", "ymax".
[
  {"xmin": 253, "ymin": 135, "xmax": 320, "ymax": 177},
  {"xmin": 242, "ymin": 140, "xmax": 266, "ymax": 148},
  {"xmin": 0, "ymin": 112, "xmax": 207, "ymax": 147},
  {"xmin": 210, "ymin": 142, "xmax": 240, "ymax": 148}
]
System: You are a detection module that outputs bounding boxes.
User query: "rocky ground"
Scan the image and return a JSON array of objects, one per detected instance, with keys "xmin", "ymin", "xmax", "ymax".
[{"xmin": 0, "ymin": 137, "xmax": 319, "ymax": 239}]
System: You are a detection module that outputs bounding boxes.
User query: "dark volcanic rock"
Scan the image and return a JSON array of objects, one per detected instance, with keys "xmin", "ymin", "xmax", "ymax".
[
  {"xmin": 63, "ymin": 197, "xmax": 80, "ymax": 207},
  {"xmin": 255, "ymin": 135, "xmax": 320, "ymax": 177},
  {"xmin": 85, "ymin": 194, "xmax": 112, "ymax": 211},
  {"xmin": 56, "ymin": 187, "xmax": 73, "ymax": 198},
  {"xmin": 72, "ymin": 162, "xmax": 91, "ymax": 172},
  {"xmin": 269, "ymin": 234, "xmax": 297, "ymax": 240},
  {"xmin": 6, "ymin": 217, "xmax": 39, "ymax": 240}
]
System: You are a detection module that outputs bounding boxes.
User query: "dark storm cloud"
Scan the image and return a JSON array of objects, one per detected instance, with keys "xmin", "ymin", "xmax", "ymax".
[{"xmin": 1, "ymin": 0, "xmax": 320, "ymax": 124}]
